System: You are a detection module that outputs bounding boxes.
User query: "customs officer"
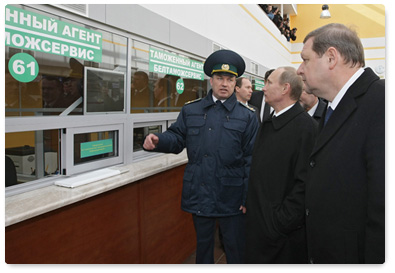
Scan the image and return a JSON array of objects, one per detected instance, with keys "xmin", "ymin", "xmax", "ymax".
[{"xmin": 143, "ymin": 49, "xmax": 259, "ymax": 263}]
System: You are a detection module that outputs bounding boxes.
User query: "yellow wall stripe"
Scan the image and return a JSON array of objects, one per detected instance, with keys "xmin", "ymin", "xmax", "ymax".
[
  {"xmin": 364, "ymin": 46, "xmax": 385, "ymax": 50},
  {"xmin": 132, "ymin": 46, "xmax": 149, "ymax": 53},
  {"xmin": 102, "ymin": 39, "xmax": 127, "ymax": 47},
  {"xmin": 291, "ymin": 46, "xmax": 385, "ymax": 55},
  {"xmin": 292, "ymin": 57, "xmax": 385, "ymax": 64}
]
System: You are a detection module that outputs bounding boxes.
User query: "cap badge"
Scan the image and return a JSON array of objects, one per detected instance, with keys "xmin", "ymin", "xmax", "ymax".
[{"xmin": 221, "ymin": 64, "xmax": 230, "ymax": 71}]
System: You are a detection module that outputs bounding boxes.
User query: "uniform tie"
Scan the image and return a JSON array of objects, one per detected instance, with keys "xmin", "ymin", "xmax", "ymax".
[{"xmin": 324, "ymin": 106, "xmax": 334, "ymax": 126}]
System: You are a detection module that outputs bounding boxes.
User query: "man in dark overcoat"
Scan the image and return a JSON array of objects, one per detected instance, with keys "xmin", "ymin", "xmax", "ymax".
[
  {"xmin": 245, "ymin": 66, "xmax": 317, "ymax": 263},
  {"xmin": 143, "ymin": 50, "xmax": 259, "ymax": 263},
  {"xmin": 297, "ymin": 23, "xmax": 384, "ymax": 264}
]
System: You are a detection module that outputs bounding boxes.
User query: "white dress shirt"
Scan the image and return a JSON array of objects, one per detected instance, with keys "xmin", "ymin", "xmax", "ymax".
[
  {"xmin": 328, "ymin": 68, "xmax": 364, "ymax": 111},
  {"xmin": 273, "ymin": 103, "xmax": 295, "ymax": 117}
]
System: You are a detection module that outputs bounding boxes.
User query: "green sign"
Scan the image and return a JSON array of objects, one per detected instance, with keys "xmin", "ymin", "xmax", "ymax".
[
  {"xmin": 8, "ymin": 53, "xmax": 39, "ymax": 82},
  {"xmin": 254, "ymin": 79, "xmax": 265, "ymax": 91},
  {"xmin": 176, "ymin": 78, "xmax": 184, "ymax": 94},
  {"xmin": 149, "ymin": 48, "xmax": 204, "ymax": 80},
  {"xmin": 81, "ymin": 139, "xmax": 113, "ymax": 158},
  {"xmin": 5, "ymin": 5, "xmax": 102, "ymax": 62}
]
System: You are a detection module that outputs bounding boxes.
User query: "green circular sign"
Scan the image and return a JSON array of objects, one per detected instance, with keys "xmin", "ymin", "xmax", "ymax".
[
  {"xmin": 8, "ymin": 53, "xmax": 39, "ymax": 82},
  {"xmin": 176, "ymin": 78, "xmax": 184, "ymax": 94}
]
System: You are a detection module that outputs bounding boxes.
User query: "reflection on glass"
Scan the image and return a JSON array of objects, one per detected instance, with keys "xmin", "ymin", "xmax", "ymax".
[
  {"xmin": 5, "ymin": 73, "xmax": 23, "ymax": 116},
  {"xmin": 42, "ymin": 75, "xmax": 63, "ymax": 108},
  {"xmin": 130, "ymin": 71, "xmax": 208, "ymax": 113},
  {"xmin": 129, "ymin": 42, "xmax": 208, "ymax": 113},
  {"xmin": 5, "ymin": 130, "xmax": 60, "ymax": 187},
  {"xmin": 60, "ymin": 58, "xmax": 84, "ymax": 108},
  {"xmin": 174, "ymin": 78, "xmax": 206, "ymax": 107},
  {"xmin": 5, "ymin": 14, "xmax": 127, "ymax": 117},
  {"xmin": 131, "ymin": 70, "xmax": 152, "ymax": 113},
  {"xmin": 85, "ymin": 68, "xmax": 125, "ymax": 113},
  {"xmin": 153, "ymin": 77, "xmax": 174, "ymax": 110}
]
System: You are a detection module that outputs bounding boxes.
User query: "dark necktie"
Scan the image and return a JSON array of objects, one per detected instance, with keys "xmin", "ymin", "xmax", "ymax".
[{"xmin": 324, "ymin": 106, "xmax": 334, "ymax": 126}]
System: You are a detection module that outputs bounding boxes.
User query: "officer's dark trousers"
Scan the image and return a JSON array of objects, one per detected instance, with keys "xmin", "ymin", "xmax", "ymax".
[{"xmin": 192, "ymin": 213, "xmax": 245, "ymax": 264}]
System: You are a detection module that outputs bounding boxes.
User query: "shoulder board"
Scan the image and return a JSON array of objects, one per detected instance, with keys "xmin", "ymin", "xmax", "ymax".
[
  {"xmin": 185, "ymin": 98, "xmax": 202, "ymax": 105},
  {"xmin": 238, "ymin": 101, "xmax": 255, "ymax": 112}
]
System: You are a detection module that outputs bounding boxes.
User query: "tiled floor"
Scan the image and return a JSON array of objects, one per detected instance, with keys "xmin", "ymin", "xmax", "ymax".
[{"xmin": 183, "ymin": 227, "xmax": 227, "ymax": 264}]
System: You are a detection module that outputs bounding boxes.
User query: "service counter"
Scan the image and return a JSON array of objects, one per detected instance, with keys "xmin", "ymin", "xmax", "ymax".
[{"xmin": 5, "ymin": 151, "xmax": 197, "ymax": 263}]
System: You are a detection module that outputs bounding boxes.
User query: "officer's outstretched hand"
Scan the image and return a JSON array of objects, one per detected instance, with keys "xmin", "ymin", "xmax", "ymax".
[
  {"xmin": 143, "ymin": 134, "xmax": 159, "ymax": 150},
  {"xmin": 240, "ymin": 205, "xmax": 246, "ymax": 214}
]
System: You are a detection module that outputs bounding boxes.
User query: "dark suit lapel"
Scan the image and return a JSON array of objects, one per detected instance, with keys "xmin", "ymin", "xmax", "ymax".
[
  {"xmin": 313, "ymin": 99, "xmax": 327, "ymax": 120},
  {"xmin": 311, "ymin": 68, "xmax": 379, "ymax": 156},
  {"xmin": 312, "ymin": 96, "xmax": 357, "ymax": 155}
]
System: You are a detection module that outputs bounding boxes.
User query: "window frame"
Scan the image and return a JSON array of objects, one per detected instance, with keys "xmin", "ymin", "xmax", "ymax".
[
  {"xmin": 131, "ymin": 120, "xmax": 167, "ymax": 161},
  {"xmin": 83, "ymin": 67, "xmax": 126, "ymax": 115}
]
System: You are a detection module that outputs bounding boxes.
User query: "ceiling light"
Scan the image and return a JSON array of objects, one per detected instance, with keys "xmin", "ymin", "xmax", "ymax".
[{"xmin": 320, "ymin": 4, "xmax": 331, "ymax": 19}]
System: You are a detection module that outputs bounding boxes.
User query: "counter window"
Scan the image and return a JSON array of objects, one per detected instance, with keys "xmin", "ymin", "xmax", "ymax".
[
  {"xmin": 133, "ymin": 125, "xmax": 163, "ymax": 153},
  {"xmin": 74, "ymin": 130, "xmax": 118, "ymax": 165},
  {"xmin": 62, "ymin": 124, "xmax": 124, "ymax": 176},
  {"xmin": 5, "ymin": 130, "xmax": 60, "ymax": 187}
]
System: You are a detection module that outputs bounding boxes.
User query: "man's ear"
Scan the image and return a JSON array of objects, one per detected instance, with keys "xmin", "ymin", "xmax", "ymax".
[
  {"xmin": 282, "ymin": 83, "xmax": 291, "ymax": 95},
  {"xmin": 326, "ymin": 47, "xmax": 338, "ymax": 70}
]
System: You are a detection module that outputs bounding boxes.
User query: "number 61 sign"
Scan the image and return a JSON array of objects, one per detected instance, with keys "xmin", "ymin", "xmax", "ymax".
[{"xmin": 8, "ymin": 53, "xmax": 39, "ymax": 82}]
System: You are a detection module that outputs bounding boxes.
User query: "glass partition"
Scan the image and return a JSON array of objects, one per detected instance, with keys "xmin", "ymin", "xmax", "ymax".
[{"xmin": 5, "ymin": 129, "xmax": 60, "ymax": 187}]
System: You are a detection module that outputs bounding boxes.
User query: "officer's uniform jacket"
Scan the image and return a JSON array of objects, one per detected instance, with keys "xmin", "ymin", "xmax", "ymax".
[{"xmin": 153, "ymin": 90, "xmax": 259, "ymax": 217}]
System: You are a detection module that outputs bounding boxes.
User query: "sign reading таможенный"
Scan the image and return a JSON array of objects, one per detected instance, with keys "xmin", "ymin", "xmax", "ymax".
[
  {"xmin": 5, "ymin": 5, "xmax": 102, "ymax": 62},
  {"xmin": 149, "ymin": 47, "xmax": 204, "ymax": 80}
]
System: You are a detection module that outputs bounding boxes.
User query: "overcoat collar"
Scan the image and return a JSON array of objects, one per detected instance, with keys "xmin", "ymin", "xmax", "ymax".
[
  {"xmin": 202, "ymin": 89, "xmax": 237, "ymax": 112},
  {"xmin": 312, "ymin": 67, "xmax": 379, "ymax": 156},
  {"xmin": 313, "ymin": 98, "xmax": 327, "ymax": 119},
  {"xmin": 270, "ymin": 102, "xmax": 305, "ymax": 130}
]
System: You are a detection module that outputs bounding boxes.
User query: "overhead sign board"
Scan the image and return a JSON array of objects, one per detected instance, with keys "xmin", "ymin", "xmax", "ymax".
[
  {"xmin": 5, "ymin": 5, "xmax": 102, "ymax": 62},
  {"xmin": 254, "ymin": 79, "xmax": 265, "ymax": 91},
  {"xmin": 149, "ymin": 47, "xmax": 204, "ymax": 80}
]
